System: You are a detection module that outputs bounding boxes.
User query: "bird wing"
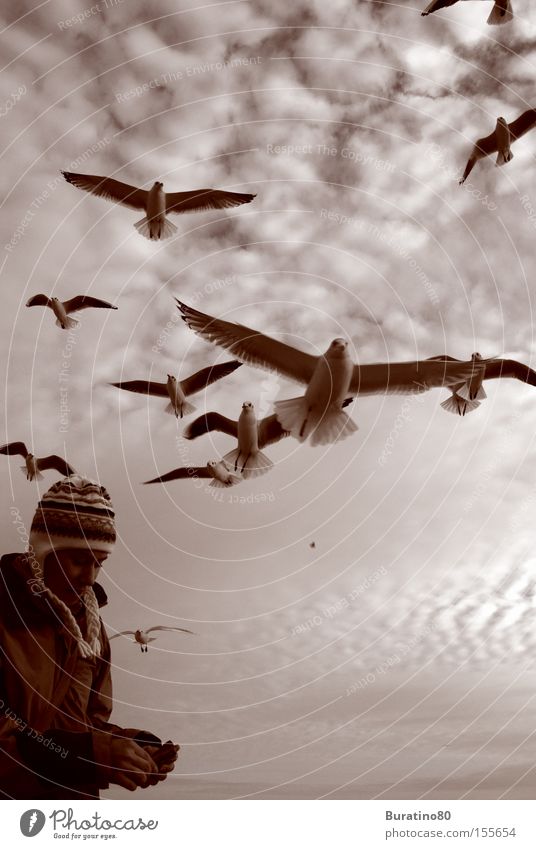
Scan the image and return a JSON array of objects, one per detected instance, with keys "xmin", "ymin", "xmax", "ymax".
[
  {"xmin": 176, "ymin": 300, "xmax": 318, "ymax": 385},
  {"xmin": 426, "ymin": 354, "xmax": 463, "ymax": 362},
  {"xmin": 143, "ymin": 467, "xmax": 211, "ymax": 484},
  {"xmin": 0, "ymin": 441, "xmax": 28, "ymax": 457},
  {"xmin": 508, "ymin": 109, "xmax": 536, "ymax": 141},
  {"xmin": 109, "ymin": 631, "xmax": 136, "ymax": 639},
  {"xmin": 26, "ymin": 294, "xmax": 52, "ymax": 308},
  {"xmin": 165, "ymin": 189, "xmax": 256, "ymax": 215},
  {"xmin": 258, "ymin": 414, "xmax": 290, "ymax": 448},
  {"xmin": 481, "ymin": 358, "xmax": 536, "ymax": 385},
  {"xmin": 183, "ymin": 412, "xmax": 238, "ymax": 440},
  {"xmin": 146, "ymin": 626, "xmax": 195, "ymax": 635},
  {"xmin": 350, "ymin": 359, "xmax": 481, "ymax": 395},
  {"xmin": 63, "ymin": 295, "xmax": 118, "ymax": 313},
  {"xmin": 110, "ymin": 380, "xmax": 168, "ymax": 397},
  {"xmin": 180, "ymin": 360, "xmax": 242, "ymax": 397},
  {"xmin": 36, "ymin": 455, "xmax": 76, "ymax": 475},
  {"xmin": 61, "ymin": 171, "xmax": 148, "ymax": 210},
  {"xmin": 421, "ymin": 0, "xmax": 459, "ymax": 15}
]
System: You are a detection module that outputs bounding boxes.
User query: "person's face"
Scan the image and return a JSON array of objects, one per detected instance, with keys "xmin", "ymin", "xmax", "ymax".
[{"xmin": 42, "ymin": 547, "xmax": 108, "ymax": 605}]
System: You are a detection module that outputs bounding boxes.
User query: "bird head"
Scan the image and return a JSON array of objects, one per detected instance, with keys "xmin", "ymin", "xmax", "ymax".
[
  {"xmin": 154, "ymin": 181, "xmax": 164, "ymax": 189},
  {"xmin": 327, "ymin": 338, "xmax": 349, "ymax": 358},
  {"xmin": 471, "ymin": 352, "xmax": 483, "ymax": 361},
  {"xmin": 167, "ymin": 374, "xmax": 176, "ymax": 383},
  {"xmin": 206, "ymin": 460, "xmax": 218, "ymax": 470},
  {"xmin": 242, "ymin": 401, "xmax": 254, "ymax": 410}
]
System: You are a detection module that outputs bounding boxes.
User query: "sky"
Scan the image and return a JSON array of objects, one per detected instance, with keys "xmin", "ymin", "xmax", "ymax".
[{"xmin": 1, "ymin": 0, "xmax": 536, "ymax": 799}]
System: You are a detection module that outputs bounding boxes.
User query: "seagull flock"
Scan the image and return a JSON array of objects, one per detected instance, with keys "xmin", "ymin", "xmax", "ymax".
[{"xmin": 4, "ymin": 3, "xmax": 536, "ymax": 651}]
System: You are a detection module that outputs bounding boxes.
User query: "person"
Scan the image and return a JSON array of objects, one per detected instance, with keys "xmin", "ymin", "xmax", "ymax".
[{"xmin": 0, "ymin": 474, "xmax": 179, "ymax": 799}]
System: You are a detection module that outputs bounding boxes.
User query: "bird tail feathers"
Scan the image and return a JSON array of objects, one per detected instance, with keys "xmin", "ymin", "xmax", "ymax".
[
  {"xmin": 440, "ymin": 394, "xmax": 480, "ymax": 416},
  {"xmin": 134, "ymin": 216, "xmax": 178, "ymax": 241},
  {"xmin": 456, "ymin": 383, "xmax": 487, "ymax": 402},
  {"xmin": 487, "ymin": 1, "xmax": 513, "ymax": 25},
  {"xmin": 165, "ymin": 400, "xmax": 196, "ymax": 418},
  {"xmin": 20, "ymin": 464, "xmax": 43, "ymax": 481},
  {"xmin": 55, "ymin": 316, "xmax": 79, "ymax": 330},
  {"xmin": 496, "ymin": 149, "xmax": 513, "ymax": 166},
  {"xmin": 222, "ymin": 448, "xmax": 273, "ymax": 478},
  {"xmin": 274, "ymin": 397, "xmax": 358, "ymax": 446},
  {"xmin": 209, "ymin": 472, "xmax": 242, "ymax": 488}
]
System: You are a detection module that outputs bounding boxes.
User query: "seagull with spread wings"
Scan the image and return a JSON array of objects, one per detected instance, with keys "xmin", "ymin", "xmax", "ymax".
[
  {"xmin": 422, "ymin": 0, "xmax": 513, "ymax": 26},
  {"xmin": 26, "ymin": 294, "xmax": 117, "ymax": 329},
  {"xmin": 62, "ymin": 171, "xmax": 256, "ymax": 241},
  {"xmin": 110, "ymin": 360, "xmax": 241, "ymax": 419},
  {"xmin": 0, "ymin": 442, "xmax": 76, "ymax": 481},
  {"xmin": 184, "ymin": 402, "xmax": 289, "ymax": 477},
  {"xmin": 459, "ymin": 110, "xmax": 536, "ymax": 183},
  {"xmin": 176, "ymin": 300, "xmax": 482, "ymax": 446},
  {"xmin": 110, "ymin": 626, "xmax": 194, "ymax": 653},
  {"xmin": 144, "ymin": 459, "xmax": 243, "ymax": 487},
  {"xmin": 428, "ymin": 353, "xmax": 536, "ymax": 415}
]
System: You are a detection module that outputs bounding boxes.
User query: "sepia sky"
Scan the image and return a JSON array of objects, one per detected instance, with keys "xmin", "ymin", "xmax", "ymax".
[{"xmin": 1, "ymin": 0, "xmax": 536, "ymax": 798}]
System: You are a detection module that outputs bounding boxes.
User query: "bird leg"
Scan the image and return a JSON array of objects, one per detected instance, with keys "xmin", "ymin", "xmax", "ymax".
[
  {"xmin": 299, "ymin": 407, "xmax": 312, "ymax": 439},
  {"xmin": 240, "ymin": 453, "xmax": 251, "ymax": 474}
]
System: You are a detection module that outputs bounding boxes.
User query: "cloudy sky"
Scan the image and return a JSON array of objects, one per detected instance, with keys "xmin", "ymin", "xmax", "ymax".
[{"xmin": 2, "ymin": 0, "xmax": 536, "ymax": 799}]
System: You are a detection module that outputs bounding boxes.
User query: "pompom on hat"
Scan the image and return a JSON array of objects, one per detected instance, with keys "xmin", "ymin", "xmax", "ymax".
[
  {"xmin": 29, "ymin": 474, "xmax": 116, "ymax": 561},
  {"xmin": 27, "ymin": 475, "xmax": 116, "ymax": 659}
]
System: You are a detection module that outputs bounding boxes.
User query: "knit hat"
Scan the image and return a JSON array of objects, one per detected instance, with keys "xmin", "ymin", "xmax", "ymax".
[
  {"xmin": 27, "ymin": 475, "xmax": 116, "ymax": 659},
  {"xmin": 29, "ymin": 474, "xmax": 116, "ymax": 560}
]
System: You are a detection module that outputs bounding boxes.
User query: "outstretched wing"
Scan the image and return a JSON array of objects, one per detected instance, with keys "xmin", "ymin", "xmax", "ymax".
[
  {"xmin": 258, "ymin": 414, "xmax": 290, "ymax": 448},
  {"xmin": 36, "ymin": 455, "xmax": 76, "ymax": 476},
  {"xmin": 61, "ymin": 171, "xmax": 148, "ymax": 210},
  {"xmin": 109, "ymin": 631, "xmax": 136, "ymax": 639},
  {"xmin": 508, "ymin": 109, "xmax": 536, "ymax": 141},
  {"xmin": 350, "ymin": 359, "xmax": 482, "ymax": 395},
  {"xmin": 482, "ymin": 358, "xmax": 536, "ymax": 385},
  {"xmin": 26, "ymin": 294, "xmax": 52, "ymax": 308},
  {"xmin": 63, "ymin": 296, "xmax": 118, "ymax": 313},
  {"xmin": 146, "ymin": 625, "xmax": 195, "ymax": 635},
  {"xmin": 180, "ymin": 360, "xmax": 242, "ymax": 397},
  {"xmin": 166, "ymin": 189, "xmax": 256, "ymax": 215},
  {"xmin": 421, "ymin": 0, "xmax": 459, "ymax": 15},
  {"xmin": 110, "ymin": 380, "xmax": 168, "ymax": 397},
  {"xmin": 176, "ymin": 300, "xmax": 318, "ymax": 385},
  {"xmin": 183, "ymin": 412, "xmax": 238, "ymax": 440},
  {"xmin": 0, "ymin": 441, "xmax": 28, "ymax": 457},
  {"xmin": 143, "ymin": 466, "xmax": 211, "ymax": 484}
]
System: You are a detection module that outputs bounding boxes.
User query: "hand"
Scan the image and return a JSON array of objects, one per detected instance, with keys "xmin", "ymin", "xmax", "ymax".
[
  {"xmin": 105, "ymin": 738, "xmax": 159, "ymax": 791},
  {"xmin": 139, "ymin": 742, "xmax": 180, "ymax": 787}
]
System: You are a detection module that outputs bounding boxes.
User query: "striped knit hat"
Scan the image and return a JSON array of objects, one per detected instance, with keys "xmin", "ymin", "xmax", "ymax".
[{"xmin": 28, "ymin": 475, "xmax": 116, "ymax": 658}]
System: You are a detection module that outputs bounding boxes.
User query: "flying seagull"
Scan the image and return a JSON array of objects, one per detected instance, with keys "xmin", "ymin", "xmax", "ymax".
[
  {"xmin": 62, "ymin": 171, "xmax": 256, "ymax": 241},
  {"xmin": 0, "ymin": 442, "xmax": 76, "ymax": 481},
  {"xmin": 184, "ymin": 403, "xmax": 289, "ymax": 477},
  {"xmin": 176, "ymin": 300, "xmax": 482, "ymax": 446},
  {"xmin": 110, "ymin": 626, "xmax": 194, "ymax": 653},
  {"xmin": 26, "ymin": 294, "xmax": 117, "ymax": 329},
  {"xmin": 460, "ymin": 110, "xmax": 536, "ymax": 183},
  {"xmin": 110, "ymin": 361, "xmax": 241, "ymax": 419},
  {"xmin": 422, "ymin": 0, "xmax": 513, "ymax": 26},
  {"xmin": 428, "ymin": 354, "xmax": 536, "ymax": 415},
  {"xmin": 144, "ymin": 459, "xmax": 243, "ymax": 487}
]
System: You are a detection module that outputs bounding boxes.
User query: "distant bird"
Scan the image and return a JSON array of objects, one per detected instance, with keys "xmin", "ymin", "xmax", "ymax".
[
  {"xmin": 62, "ymin": 171, "xmax": 256, "ymax": 241},
  {"xmin": 110, "ymin": 626, "xmax": 194, "ymax": 653},
  {"xmin": 0, "ymin": 442, "xmax": 76, "ymax": 481},
  {"xmin": 110, "ymin": 361, "xmax": 241, "ymax": 419},
  {"xmin": 144, "ymin": 460, "xmax": 243, "ymax": 488},
  {"xmin": 309, "ymin": 541, "xmax": 316, "ymax": 549},
  {"xmin": 421, "ymin": 0, "xmax": 513, "ymax": 26},
  {"xmin": 26, "ymin": 294, "xmax": 117, "ymax": 329},
  {"xmin": 176, "ymin": 300, "xmax": 482, "ymax": 446},
  {"xmin": 460, "ymin": 110, "xmax": 536, "ymax": 183},
  {"xmin": 428, "ymin": 354, "xmax": 536, "ymax": 415},
  {"xmin": 184, "ymin": 403, "xmax": 288, "ymax": 477}
]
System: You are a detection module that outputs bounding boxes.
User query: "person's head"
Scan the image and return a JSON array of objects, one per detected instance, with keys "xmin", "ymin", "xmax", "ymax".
[
  {"xmin": 42, "ymin": 546, "xmax": 109, "ymax": 606},
  {"xmin": 27, "ymin": 475, "xmax": 116, "ymax": 656}
]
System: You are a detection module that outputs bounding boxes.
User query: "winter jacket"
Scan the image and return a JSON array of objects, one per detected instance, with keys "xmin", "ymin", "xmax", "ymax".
[{"xmin": 0, "ymin": 552, "xmax": 157, "ymax": 799}]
